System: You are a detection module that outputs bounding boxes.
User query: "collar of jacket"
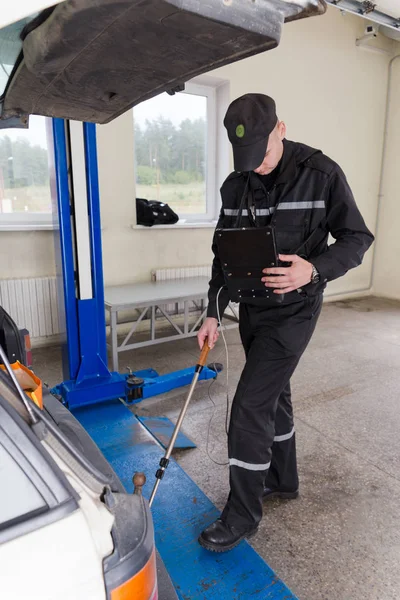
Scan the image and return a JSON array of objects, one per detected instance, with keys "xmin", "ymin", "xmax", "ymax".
[
  {"xmin": 274, "ymin": 139, "xmax": 296, "ymax": 186},
  {"xmin": 275, "ymin": 139, "xmax": 323, "ymax": 186}
]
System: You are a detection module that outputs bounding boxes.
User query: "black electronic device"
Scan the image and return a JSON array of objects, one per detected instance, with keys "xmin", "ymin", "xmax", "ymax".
[{"xmin": 216, "ymin": 226, "xmax": 289, "ymax": 304}]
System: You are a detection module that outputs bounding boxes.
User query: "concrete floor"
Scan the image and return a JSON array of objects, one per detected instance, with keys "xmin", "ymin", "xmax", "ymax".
[{"xmin": 35, "ymin": 296, "xmax": 400, "ymax": 600}]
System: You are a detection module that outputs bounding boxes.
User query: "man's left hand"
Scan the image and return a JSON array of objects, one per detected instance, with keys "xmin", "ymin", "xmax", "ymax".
[{"xmin": 262, "ymin": 254, "xmax": 313, "ymax": 294}]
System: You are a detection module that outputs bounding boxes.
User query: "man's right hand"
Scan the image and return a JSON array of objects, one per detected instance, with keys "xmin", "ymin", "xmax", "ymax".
[{"xmin": 197, "ymin": 317, "xmax": 219, "ymax": 350}]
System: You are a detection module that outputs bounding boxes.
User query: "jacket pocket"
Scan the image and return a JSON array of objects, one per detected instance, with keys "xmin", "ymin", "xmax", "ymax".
[{"xmin": 275, "ymin": 224, "xmax": 306, "ymax": 255}]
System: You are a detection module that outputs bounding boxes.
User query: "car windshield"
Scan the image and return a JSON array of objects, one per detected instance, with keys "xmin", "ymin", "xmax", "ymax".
[{"xmin": 0, "ymin": 15, "xmax": 37, "ymax": 97}]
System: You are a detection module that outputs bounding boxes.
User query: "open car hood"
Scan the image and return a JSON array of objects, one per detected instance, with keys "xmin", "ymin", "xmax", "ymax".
[{"xmin": 0, "ymin": 0, "xmax": 326, "ymax": 125}]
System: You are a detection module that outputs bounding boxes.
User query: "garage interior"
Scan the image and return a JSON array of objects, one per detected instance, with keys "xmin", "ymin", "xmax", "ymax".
[{"xmin": 1, "ymin": 1, "xmax": 400, "ymax": 599}]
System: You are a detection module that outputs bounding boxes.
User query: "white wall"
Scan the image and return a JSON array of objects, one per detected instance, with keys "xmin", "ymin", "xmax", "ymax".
[
  {"xmin": 372, "ymin": 56, "xmax": 400, "ymax": 299},
  {"xmin": 0, "ymin": 231, "xmax": 56, "ymax": 279},
  {"xmin": 97, "ymin": 6, "xmax": 391, "ymax": 295},
  {"xmin": 0, "ymin": 6, "xmax": 394, "ymax": 301}
]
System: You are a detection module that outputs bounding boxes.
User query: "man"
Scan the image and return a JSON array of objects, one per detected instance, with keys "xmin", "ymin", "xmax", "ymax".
[{"xmin": 197, "ymin": 93, "xmax": 374, "ymax": 553}]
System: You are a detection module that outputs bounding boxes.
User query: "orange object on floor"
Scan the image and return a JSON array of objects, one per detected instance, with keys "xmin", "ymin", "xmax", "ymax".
[{"xmin": 0, "ymin": 361, "xmax": 43, "ymax": 409}]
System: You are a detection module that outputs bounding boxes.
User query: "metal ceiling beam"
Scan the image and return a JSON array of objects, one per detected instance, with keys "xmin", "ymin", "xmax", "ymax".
[{"xmin": 326, "ymin": 0, "xmax": 400, "ymax": 31}]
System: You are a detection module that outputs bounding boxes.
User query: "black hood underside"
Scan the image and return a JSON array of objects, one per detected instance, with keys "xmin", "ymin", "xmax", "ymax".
[{"xmin": 1, "ymin": 0, "xmax": 326, "ymax": 124}]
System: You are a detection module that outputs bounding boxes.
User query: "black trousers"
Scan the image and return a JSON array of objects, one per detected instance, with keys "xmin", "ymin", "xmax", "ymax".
[{"xmin": 221, "ymin": 294, "xmax": 323, "ymax": 531}]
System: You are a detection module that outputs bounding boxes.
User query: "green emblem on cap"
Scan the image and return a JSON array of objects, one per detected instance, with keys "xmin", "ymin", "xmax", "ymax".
[{"xmin": 236, "ymin": 124, "xmax": 245, "ymax": 138}]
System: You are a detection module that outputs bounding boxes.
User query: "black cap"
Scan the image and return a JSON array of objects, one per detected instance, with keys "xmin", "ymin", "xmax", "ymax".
[{"xmin": 224, "ymin": 93, "xmax": 277, "ymax": 172}]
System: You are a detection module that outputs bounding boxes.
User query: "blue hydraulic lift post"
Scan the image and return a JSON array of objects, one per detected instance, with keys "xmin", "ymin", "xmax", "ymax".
[
  {"xmin": 52, "ymin": 119, "xmax": 111, "ymax": 384},
  {"xmin": 83, "ymin": 121, "xmax": 108, "ymax": 368},
  {"xmin": 52, "ymin": 118, "xmax": 80, "ymax": 382}
]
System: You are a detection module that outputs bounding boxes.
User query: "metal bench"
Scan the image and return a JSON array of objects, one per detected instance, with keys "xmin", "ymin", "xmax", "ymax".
[{"xmin": 105, "ymin": 277, "xmax": 238, "ymax": 372}]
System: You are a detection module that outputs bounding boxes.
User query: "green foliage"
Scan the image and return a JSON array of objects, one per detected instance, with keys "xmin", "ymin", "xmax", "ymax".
[
  {"xmin": 170, "ymin": 170, "xmax": 193, "ymax": 185},
  {"xmin": 136, "ymin": 165, "xmax": 157, "ymax": 185},
  {"xmin": 0, "ymin": 135, "xmax": 49, "ymax": 189},
  {"xmin": 134, "ymin": 116, "xmax": 206, "ymax": 188}
]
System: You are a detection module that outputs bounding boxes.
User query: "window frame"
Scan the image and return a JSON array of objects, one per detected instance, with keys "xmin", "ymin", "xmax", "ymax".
[
  {"xmin": 0, "ymin": 116, "xmax": 55, "ymax": 231},
  {"xmin": 133, "ymin": 81, "xmax": 220, "ymax": 225},
  {"xmin": 0, "ymin": 212, "xmax": 54, "ymax": 231},
  {"xmin": 179, "ymin": 82, "xmax": 217, "ymax": 223}
]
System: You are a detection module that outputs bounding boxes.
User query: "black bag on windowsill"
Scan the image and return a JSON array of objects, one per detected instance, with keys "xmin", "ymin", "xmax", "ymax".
[{"xmin": 136, "ymin": 198, "xmax": 179, "ymax": 227}]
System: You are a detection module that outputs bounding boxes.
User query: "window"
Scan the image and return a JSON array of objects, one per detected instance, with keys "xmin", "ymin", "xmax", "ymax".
[
  {"xmin": 133, "ymin": 82, "xmax": 217, "ymax": 223},
  {"xmin": 0, "ymin": 14, "xmax": 55, "ymax": 230},
  {"xmin": 0, "ymin": 394, "xmax": 78, "ymax": 543},
  {"xmin": 0, "ymin": 14, "xmax": 35, "ymax": 97},
  {"xmin": 0, "ymin": 443, "xmax": 46, "ymax": 528},
  {"xmin": 0, "ymin": 115, "xmax": 53, "ymax": 229}
]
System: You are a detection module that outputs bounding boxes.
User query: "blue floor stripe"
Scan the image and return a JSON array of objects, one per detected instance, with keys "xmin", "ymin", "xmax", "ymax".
[
  {"xmin": 74, "ymin": 400, "xmax": 298, "ymax": 600},
  {"xmin": 137, "ymin": 415, "xmax": 197, "ymax": 449}
]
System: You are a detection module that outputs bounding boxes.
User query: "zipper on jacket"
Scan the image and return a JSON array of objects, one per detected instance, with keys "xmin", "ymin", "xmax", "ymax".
[{"xmin": 250, "ymin": 202, "xmax": 256, "ymax": 224}]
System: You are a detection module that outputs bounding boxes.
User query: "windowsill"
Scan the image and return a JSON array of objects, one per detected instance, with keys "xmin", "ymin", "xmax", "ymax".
[
  {"xmin": 132, "ymin": 219, "xmax": 217, "ymax": 230},
  {"xmin": 0, "ymin": 220, "xmax": 56, "ymax": 232}
]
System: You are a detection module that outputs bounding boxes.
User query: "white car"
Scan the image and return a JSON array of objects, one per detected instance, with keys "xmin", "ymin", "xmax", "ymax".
[{"xmin": 0, "ymin": 364, "xmax": 167, "ymax": 599}]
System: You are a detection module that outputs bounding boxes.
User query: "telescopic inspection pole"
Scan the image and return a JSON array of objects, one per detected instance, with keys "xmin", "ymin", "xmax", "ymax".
[{"xmin": 149, "ymin": 340, "xmax": 211, "ymax": 507}]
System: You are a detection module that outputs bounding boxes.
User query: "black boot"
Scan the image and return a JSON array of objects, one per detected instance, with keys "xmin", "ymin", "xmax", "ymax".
[
  {"xmin": 263, "ymin": 487, "xmax": 299, "ymax": 500},
  {"xmin": 198, "ymin": 519, "xmax": 258, "ymax": 553}
]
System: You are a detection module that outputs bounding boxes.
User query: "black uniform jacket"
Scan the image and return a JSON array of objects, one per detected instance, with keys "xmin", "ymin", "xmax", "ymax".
[{"xmin": 207, "ymin": 139, "xmax": 375, "ymax": 319}]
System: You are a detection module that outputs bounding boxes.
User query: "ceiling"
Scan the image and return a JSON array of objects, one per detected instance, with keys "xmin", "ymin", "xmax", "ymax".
[
  {"xmin": 372, "ymin": 0, "xmax": 400, "ymax": 19},
  {"xmin": 326, "ymin": 0, "xmax": 400, "ymax": 39}
]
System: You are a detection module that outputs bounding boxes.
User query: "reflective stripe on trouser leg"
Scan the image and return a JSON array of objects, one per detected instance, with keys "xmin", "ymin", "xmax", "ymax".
[
  {"xmin": 221, "ymin": 297, "xmax": 322, "ymax": 531},
  {"xmin": 229, "ymin": 458, "xmax": 271, "ymax": 471},
  {"xmin": 265, "ymin": 381, "xmax": 299, "ymax": 491}
]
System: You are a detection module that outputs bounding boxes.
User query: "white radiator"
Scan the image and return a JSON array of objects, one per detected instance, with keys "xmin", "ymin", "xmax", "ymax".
[
  {"xmin": 0, "ymin": 277, "xmax": 61, "ymax": 339},
  {"xmin": 151, "ymin": 265, "xmax": 211, "ymax": 282},
  {"xmin": 151, "ymin": 266, "xmax": 211, "ymax": 315}
]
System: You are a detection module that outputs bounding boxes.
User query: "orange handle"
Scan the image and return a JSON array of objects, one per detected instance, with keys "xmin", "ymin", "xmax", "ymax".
[{"xmin": 198, "ymin": 337, "xmax": 211, "ymax": 367}]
